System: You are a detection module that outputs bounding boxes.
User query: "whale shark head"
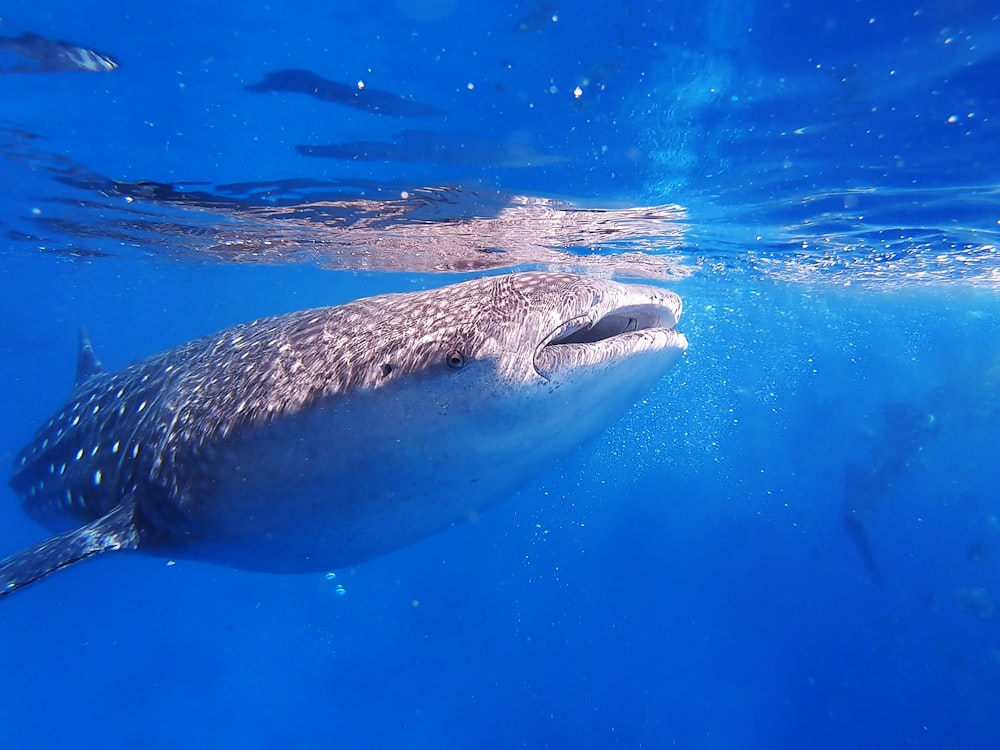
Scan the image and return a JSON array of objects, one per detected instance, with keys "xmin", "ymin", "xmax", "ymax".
[
  {"xmin": 381, "ymin": 270, "xmax": 687, "ymax": 429},
  {"xmin": 306, "ymin": 270, "xmax": 686, "ymax": 391},
  {"xmin": 487, "ymin": 270, "xmax": 685, "ymax": 383},
  {"xmin": 2, "ymin": 271, "xmax": 687, "ymax": 596}
]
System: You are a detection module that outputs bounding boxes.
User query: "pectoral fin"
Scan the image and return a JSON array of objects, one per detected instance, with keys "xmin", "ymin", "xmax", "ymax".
[{"xmin": 0, "ymin": 498, "xmax": 139, "ymax": 598}]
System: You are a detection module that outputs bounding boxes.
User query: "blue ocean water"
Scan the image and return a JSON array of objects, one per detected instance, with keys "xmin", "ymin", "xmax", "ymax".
[{"xmin": 1, "ymin": 1, "xmax": 998, "ymax": 747}]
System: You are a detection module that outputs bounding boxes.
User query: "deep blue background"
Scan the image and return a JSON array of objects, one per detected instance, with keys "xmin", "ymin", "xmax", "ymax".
[{"xmin": 1, "ymin": 2, "xmax": 999, "ymax": 748}]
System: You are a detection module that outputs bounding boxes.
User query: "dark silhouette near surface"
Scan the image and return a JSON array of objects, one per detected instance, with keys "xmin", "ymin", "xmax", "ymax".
[{"xmin": 245, "ymin": 69, "xmax": 442, "ymax": 117}]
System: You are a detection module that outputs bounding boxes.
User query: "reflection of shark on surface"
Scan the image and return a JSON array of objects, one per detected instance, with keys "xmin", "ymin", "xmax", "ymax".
[
  {"xmin": 0, "ymin": 272, "xmax": 687, "ymax": 598},
  {"xmin": 1, "ymin": 123, "xmax": 691, "ymax": 278},
  {"xmin": 245, "ymin": 69, "xmax": 443, "ymax": 117},
  {"xmin": 0, "ymin": 32, "xmax": 117, "ymax": 73},
  {"xmin": 297, "ymin": 129, "xmax": 568, "ymax": 168}
]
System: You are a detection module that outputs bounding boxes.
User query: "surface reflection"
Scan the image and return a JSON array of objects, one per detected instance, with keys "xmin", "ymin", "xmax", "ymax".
[{"xmin": 2, "ymin": 125, "xmax": 689, "ymax": 279}]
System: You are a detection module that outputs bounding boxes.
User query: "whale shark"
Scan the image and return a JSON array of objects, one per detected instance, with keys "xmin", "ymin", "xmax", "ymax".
[{"xmin": 1, "ymin": 272, "xmax": 686, "ymax": 597}]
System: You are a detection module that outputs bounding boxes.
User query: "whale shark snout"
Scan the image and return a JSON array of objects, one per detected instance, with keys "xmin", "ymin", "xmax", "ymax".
[
  {"xmin": 1, "ymin": 272, "xmax": 687, "ymax": 597},
  {"xmin": 533, "ymin": 280, "xmax": 683, "ymax": 379}
]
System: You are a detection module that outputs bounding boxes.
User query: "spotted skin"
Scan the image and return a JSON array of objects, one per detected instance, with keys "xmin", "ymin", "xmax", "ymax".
[
  {"xmin": 2, "ymin": 272, "xmax": 687, "ymax": 597},
  {"xmin": 12, "ymin": 363, "xmax": 169, "ymax": 526}
]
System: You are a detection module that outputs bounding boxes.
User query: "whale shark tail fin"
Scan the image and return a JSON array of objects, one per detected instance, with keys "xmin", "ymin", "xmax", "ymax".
[
  {"xmin": 841, "ymin": 507, "xmax": 885, "ymax": 589},
  {"xmin": 0, "ymin": 498, "xmax": 139, "ymax": 598}
]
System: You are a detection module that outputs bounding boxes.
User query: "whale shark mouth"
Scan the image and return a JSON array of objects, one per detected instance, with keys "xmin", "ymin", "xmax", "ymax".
[{"xmin": 533, "ymin": 293, "xmax": 686, "ymax": 379}]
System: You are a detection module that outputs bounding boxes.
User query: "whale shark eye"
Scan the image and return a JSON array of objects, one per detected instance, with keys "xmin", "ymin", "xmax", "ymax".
[{"xmin": 446, "ymin": 350, "xmax": 466, "ymax": 369}]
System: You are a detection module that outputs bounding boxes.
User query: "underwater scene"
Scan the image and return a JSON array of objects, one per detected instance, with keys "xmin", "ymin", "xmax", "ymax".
[{"xmin": 1, "ymin": 1, "xmax": 998, "ymax": 747}]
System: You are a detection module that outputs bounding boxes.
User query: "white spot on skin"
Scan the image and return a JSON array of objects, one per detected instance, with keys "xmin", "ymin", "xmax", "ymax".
[
  {"xmin": 59, "ymin": 464, "xmax": 67, "ymax": 475},
  {"xmin": 132, "ymin": 444, "xmax": 140, "ymax": 458},
  {"xmin": 138, "ymin": 401, "xmax": 147, "ymax": 413},
  {"xmin": 93, "ymin": 470, "xmax": 102, "ymax": 485},
  {"xmin": 72, "ymin": 415, "xmax": 81, "ymax": 426},
  {"xmin": 112, "ymin": 441, "xmax": 120, "ymax": 454},
  {"xmin": 75, "ymin": 449, "xmax": 85, "ymax": 461},
  {"xmin": 91, "ymin": 445, "xmax": 100, "ymax": 457}
]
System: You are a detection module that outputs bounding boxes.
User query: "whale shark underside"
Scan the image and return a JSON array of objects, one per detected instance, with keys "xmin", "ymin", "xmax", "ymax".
[{"xmin": 1, "ymin": 272, "xmax": 686, "ymax": 598}]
